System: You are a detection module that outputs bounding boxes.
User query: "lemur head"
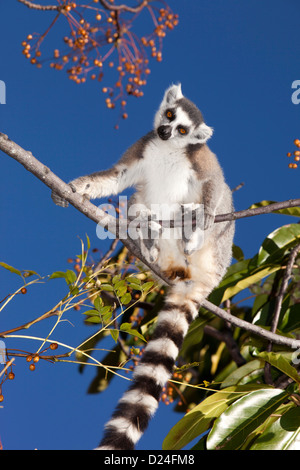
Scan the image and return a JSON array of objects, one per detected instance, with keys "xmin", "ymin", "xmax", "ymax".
[{"xmin": 154, "ymin": 84, "xmax": 213, "ymax": 148}]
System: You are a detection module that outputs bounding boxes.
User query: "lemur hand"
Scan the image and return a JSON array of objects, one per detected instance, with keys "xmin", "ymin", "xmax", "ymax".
[
  {"xmin": 51, "ymin": 190, "xmax": 69, "ymax": 208},
  {"xmin": 203, "ymin": 211, "xmax": 215, "ymax": 231},
  {"xmin": 51, "ymin": 180, "xmax": 90, "ymax": 208}
]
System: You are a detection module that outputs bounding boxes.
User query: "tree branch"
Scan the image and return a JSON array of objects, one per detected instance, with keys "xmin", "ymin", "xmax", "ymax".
[
  {"xmin": 98, "ymin": 0, "xmax": 150, "ymax": 14},
  {"xmin": 1, "ymin": 131, "xmax": 300, "ymax": 349},
  {"xmin": 201, "ymin": 299, "xmax": 300, "ymax": 349},
  {"xmin": 17, "ymin": 0, "xmax": 63, "ymax": 11},
  {"xmin": 17, "ymin": 0, "xmax": 151, "ymax": 14}
]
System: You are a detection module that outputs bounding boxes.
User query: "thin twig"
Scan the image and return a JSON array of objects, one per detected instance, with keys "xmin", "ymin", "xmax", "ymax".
[
  {"xmin": 0, "ymin": 310, "xmax": 59, "ymax": 337},
  {"xmin": 0, "ymin": 359, "xmax": 15, "ymax": 379}
]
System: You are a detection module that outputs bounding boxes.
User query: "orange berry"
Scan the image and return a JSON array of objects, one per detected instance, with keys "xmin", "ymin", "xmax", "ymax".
[
  {"xmin": 0, "ymin": 395, "xmax": 4, "ymax": 403},
  {"xmin": 33, "ymin": 356, "xmax": 40, "ymax": 363},
  {"xmin": 8, "ymin": 372, "xmax": 15, "ymax": 380},
  {"xmin": 29, "ymin": 364, "xmax": 35, "ymax": 371},
  {"xmin": 21, "ymin": 287, "xmax": 27, "ymax": 294},
  {"xmin": 26, "ymin": 355, "xmax": 32, "ymax": 362},
  {"xmin": 294, "ymin": 139, "xmax": 300, "ymax": 146},
  {"xmin": 287, "ymin": 152, "xmax": 292, "ymax": 157},
  {"xmin": 50, "ymin": 343, "xmax": 58, "ymax": 350}
]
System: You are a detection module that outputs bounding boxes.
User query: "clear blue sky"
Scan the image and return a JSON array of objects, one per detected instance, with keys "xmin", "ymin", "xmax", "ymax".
[{"xmin": 1, "ymin": 0, "xmax": 300, "ymax": 450}]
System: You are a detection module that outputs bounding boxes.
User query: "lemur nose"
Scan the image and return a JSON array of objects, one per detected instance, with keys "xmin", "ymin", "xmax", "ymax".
[{"xmin": 157, "ymin": 125, "xmax": 172, "ymax": 140}]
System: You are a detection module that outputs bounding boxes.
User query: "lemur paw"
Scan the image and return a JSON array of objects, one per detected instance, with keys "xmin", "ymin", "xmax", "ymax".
[
  {"xmin": 148, "ymin": 245, "xmax": 160, "ymax": 263},
  {"xmin": 203, "ymin": 212, "xmax": 215, "ymax": 231},
  {"xmin": 51, "ymin": 191, "xmax": 69, "ymax": 208}
]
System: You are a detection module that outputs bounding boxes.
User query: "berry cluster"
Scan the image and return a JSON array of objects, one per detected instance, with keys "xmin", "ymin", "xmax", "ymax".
[
  {"xmin": 21, "ymin": 1, "xmax": 179, "ymax": 124},
  {"xmin": 287, "ymin": 139, "xmax": 300, "ymax": 169},
  {"xmin": 0, "ymin": 343, "xmax": 58, "ymax": 403}
]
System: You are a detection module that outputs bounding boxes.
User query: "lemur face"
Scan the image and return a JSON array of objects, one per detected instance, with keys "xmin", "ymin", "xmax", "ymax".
[{"xmin": 154, "ymin": 84, "xmax": 213, "ymax": 148}]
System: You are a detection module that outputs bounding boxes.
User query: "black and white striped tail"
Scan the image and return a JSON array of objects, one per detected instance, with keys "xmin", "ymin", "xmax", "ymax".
[{"xmin": 96, "ymin": 298, "xmax": 199, "ymax": 450}]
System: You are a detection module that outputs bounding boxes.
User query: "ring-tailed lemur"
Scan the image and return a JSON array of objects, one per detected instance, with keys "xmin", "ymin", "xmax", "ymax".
[{"xmin": 52, "ymin": 84, "xmax": 235, "ymax": 450}]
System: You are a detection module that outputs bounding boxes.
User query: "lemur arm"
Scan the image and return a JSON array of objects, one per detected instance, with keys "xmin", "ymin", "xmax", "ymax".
[
  {"xmin": 201, "ymin": 177, "xmax": 224, "ymax": 229},
  {"xmin": 51, "ymin": 133, "xmax": 153, "ymax": 207},
  {"xmin": 186, "ymin": 144, "xmax": 225, "ymax": 230}
]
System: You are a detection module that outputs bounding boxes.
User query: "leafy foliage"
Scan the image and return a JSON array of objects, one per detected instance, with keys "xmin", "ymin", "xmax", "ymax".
[{"xmin": 1, "ymin": 212, "xmax": 300, "ymax": 449}]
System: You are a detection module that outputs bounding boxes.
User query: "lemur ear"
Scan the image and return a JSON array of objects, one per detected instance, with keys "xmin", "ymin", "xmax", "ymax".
[
  {"xmin": 163, "ymin": 83, "xmax": 183, "ymax": 106},
  {"xmin": 191, "ymin": 122, "xmax": 214, "ymax": 144}
]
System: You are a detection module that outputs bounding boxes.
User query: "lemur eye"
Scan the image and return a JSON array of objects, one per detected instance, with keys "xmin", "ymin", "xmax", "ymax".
[
  {"xmin": 178, "ymin": 126, "xmax": 187, "ymax": 135},
  {"xmin": 166, "ymin": 110, "xmax": 174, "ymax": 120}
]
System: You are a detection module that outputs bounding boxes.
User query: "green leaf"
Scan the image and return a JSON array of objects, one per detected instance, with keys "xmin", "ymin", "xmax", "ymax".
[
  {"xmin": 114, "ymin": 279, "xmax": 126, "ymax": 291},
  {"xmin": 0, "ymin": 262, "xmax": 22, "ymax": 277},
  {"xmin": 116, "ymin": 285, "xmax": 128, "ymax": 297},
  {"xmin": 85, "ymin": 316, "xmax": 101, "ymax": 324},
  {"xmin": 120, "ymin": 292, "xmax": 132, "ymax": 305},
  {"xmin": 112, "ymin": 274, "xmax": 121, "ymax": 284},
  {"xmin": 86, "ymin": 233, "xmax": 91, "ymax": 250},
  {"xmin": 82, "ymin": 309, "xmax": 100, "ymax": 316},
  {"xmin": 221, "ymin": 359, "xmax": 264, "ymax": 389},
  {"xmin": 232, "ymin": 244, "xmax": 244, "ymax": 261},
  {"xmin": 250, "ymin": 406, "xmax": 300, "ymax": 450},
  {"xmin": 99, "ymin": 306, "xmax": 112, "ymax": 317},
  {"xmin": 66, "ymin": 269, "xmax": 77, "ymax": 285},
  {"xmin": 206, "ymin": 388, "xmax": 288, "ymax": 450},
  {"xmin": 49, "ymin": 271, "xmax": 68, "ymax": 280},
  {"xmin": 142, "ymin": 281, "xmax": 154, "ymax": 292},
  {"xmin": 209, "ymin": 258, "xmax": 280, "ymax": 305},
  {"xmin": 257, "ymin": 351, "xmax": 300, "ymax": 384},
  {"xmin": 162, "ymin": 384, "xmax": 266, "ymax": 450},
  {"xmin": 127, "ymin": 276, "xmax": 141, "ymax": 285},
  {"xmin": 109, "ymin": 329, "xmax": 119, "ymax": 343},
  {"xmin": 120, "ymin": 323, "xmax": 146, "ymax": 342},
  {"xmin": 94, "ymin": 296, "xmax": 103, "ymax": 312},
  {"xmin": 221, "ymin": 266, "xmax": 280, "ymax": 302},
  {"xmin": 256, "ymin": 224, "xmax": 300, "ymax": 266},
  {"xmin": 100, "ymin": 284, "xmax": 114, "ymax": 292},
  {"xmin": 128, "ymin": 282, "xmax": 143, "ymax": 291}
]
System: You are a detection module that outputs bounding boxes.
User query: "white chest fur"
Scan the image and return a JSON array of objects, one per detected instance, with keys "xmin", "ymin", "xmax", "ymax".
[{"xmin": 140, "ymin": 139, "xmax": 199, "ymax": 206}]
